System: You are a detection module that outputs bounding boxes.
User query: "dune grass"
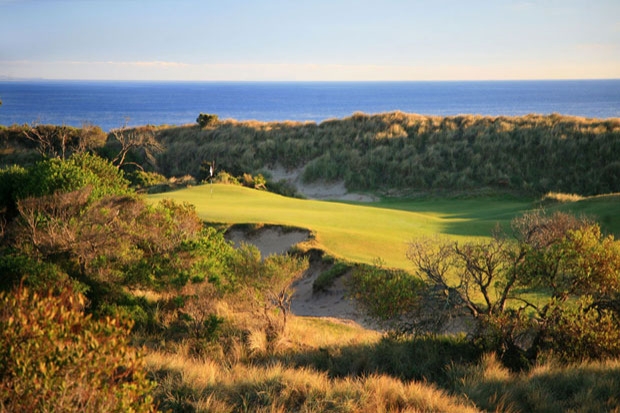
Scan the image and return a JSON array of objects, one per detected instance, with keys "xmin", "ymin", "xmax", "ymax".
[
  {"xmin": 456, "ymin": 354, "xmax": 620, "ymax": 413},
  {"xmin": 146, "ymin": 315, "xmax": 482, "ymax": 413}
]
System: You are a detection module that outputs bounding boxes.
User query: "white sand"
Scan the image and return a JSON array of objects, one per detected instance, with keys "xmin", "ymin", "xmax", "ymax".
[
  {"xmin": 265, "ymin": 165, "xmax": 378, "ymax": 202},
  {"xmin": 226, "ymin": 164, "xmax": 382, "ymax": 328},
  {"xmin": 226, "ymin": 225, "xmax": 375, "ymax": 329}
]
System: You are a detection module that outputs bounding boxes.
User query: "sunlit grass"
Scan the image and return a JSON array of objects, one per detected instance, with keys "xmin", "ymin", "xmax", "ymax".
[
  {"xmin": 148, "ymin": 184, "xmax": 533, "ymax": 269},
  {"xmin": 457, "ymin": 354, "xmax": 620, "ymax": 413},
  {"xmin": 547, "ymin": 192, "xmax": 620, "ymax": 235},
  {"xmin": 149, "ymin": 185, "xmax": 619, "ymax": 271},
  {"xmin": 145, "ymin": 314, "xmax": 481, "ymax": 413}
]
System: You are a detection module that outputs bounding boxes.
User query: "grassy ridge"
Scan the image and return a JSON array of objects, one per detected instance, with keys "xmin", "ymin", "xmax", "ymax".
[
  {"xmin": 155, "ymin": 112, "xmax": 620, "ymax": 196},
  {"xmin": 148, "ymin": 184, "xmax": 619, "ymax": 269},
  {"xmin": 4, "ymin": 113, "xmax": 618, "ymax": 197}
]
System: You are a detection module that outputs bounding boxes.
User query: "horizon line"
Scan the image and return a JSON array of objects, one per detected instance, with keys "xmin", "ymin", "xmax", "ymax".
[{"xmin": 2, "ymin": 77, "xmax": 620, "ymax": 83}]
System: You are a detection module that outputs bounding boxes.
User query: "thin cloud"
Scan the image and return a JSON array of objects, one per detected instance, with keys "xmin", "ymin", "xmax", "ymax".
[{"xmin": 1, "ymin": 60, "xmax": 618, "ymax": 81}]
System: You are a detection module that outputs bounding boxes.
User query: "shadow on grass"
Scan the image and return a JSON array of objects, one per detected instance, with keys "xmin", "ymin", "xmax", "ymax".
[
  {"xmin": 264, "ymin": 334, "xmax": 482, "ymax": 390},
  {"xmin": 371, "ymin": 194, "xmax": 620, "ymax": 238},
  {"xmin": 150, "ymin": 334, "xmax": 484, "ymax": 413},
  {"xmin": 148, "ymin": 329, "xmax": 620, "ymax": 412},
  {"xmin": 358, "ymin": 197, "xmax": 533, "ymax": 238}
]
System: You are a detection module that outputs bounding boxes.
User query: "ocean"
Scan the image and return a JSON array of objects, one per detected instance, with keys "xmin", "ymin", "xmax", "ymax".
[{"xmin": 0, "ymin": 80, "xmax": 619, "ymax": 131}]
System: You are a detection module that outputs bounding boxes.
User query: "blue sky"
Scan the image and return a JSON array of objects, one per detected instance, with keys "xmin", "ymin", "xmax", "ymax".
[{"xmin": 1, "ymin": 0, "xmax": 618, "ymax": 80}]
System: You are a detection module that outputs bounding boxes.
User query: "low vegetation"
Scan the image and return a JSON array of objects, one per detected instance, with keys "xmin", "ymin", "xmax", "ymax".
[
  {"xmin": 2, "ymin": 112, "xmax": 620, "ymax": 196},
  {"xmin": 1, "ymin": 110, "xmax": 620, "ymax": 411},
  {"xmin": 351, "ymin": 211, "xmax": 620, "ymax": 369},
  {"xmin": 313, "ymin": 261, "xmax": 350, "ymax": 293},
  {"xmin": 153, "ymin": 112, "xmax": 620, "ymax": 196},
  {"xmin": 0, "ymin": 286, "xmax": 155, "ymax": 412}
]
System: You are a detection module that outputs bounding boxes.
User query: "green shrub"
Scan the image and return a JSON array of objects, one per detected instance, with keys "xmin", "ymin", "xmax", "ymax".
[
  {"xmin": 213, "ymin": 170, "xmax": 240, "ymax": 185},
  {"xmin": 265, "ymin": 179, "xmax": 301, "ymax": 198},
  {"xmin": 14, "ymin": 153, "xmax": 130, "ymax": 202},
  {"xmin": 313, "ymin": 262, "xmax": 349, "ymax": 293},
  {"xmin": 0, "ymin": 253, "xmax": 85, "ymax": 294},
  {"xmin": 129, "ymin": 170, "xmax": 167, "ymax": 189},
  {"xmin": 241, "ymin": 172, "xmax": 267, "ymax": 190},
  {"xmin": 348, "ymin": 260, "xmax": 426, "ymax": 332},
  {"xmin": 0, "ymin": 286, "xmax": 155, "ymax": 412}
]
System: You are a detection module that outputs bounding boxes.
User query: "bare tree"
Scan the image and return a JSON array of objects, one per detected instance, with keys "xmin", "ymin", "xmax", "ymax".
[
  {"xmin": 109, "ymin": 125, "xmax": 163, "ymax": 171},
  {"xmin": 13, "ymin": 187, "xmax": 92, "ymax": 258},
  {"xmin": 21, "ymin": 122, "xmax": 58, "ymax": 158},
  {"xmin": 21, "ymin": 123, "xmax": 105, "ymax": 159}
]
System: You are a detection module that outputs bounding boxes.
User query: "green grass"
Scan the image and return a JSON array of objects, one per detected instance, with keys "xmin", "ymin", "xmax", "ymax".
[
  {"xmin": 148, "ymin": 185, "xmax": 619, "ymax": 270},
  {"xmin": 147, "ymin": 185, "xmax": 528, "ymax": 270},
  {"xmin": 547, "ymin": 193, "xmax": 620, "ymax": 235}
]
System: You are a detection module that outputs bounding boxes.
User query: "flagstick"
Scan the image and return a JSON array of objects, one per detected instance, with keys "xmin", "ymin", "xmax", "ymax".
[{"xmin": 210, "ymin": 163, "xmax": 214, "ymax": 197}]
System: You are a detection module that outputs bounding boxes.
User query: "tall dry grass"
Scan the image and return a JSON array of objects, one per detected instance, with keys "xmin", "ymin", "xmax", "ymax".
[
  {"xmin": 456, "ymin": 354, "xmax": 620, "ymax": 413},
  {"xmin": 146, "ymin": 350, "xmax": 480, "ymax": 413}
]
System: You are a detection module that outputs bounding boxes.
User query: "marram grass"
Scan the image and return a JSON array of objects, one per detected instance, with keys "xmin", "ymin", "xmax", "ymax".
[{"xmin": 147, "ymin": 352, "xmax": 481, "ymax": 413}]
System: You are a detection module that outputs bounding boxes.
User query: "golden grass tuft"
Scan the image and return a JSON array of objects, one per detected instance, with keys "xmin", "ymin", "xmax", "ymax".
[
  {"xmin": 541, "ymin": 191, "xmax": 585, "ymax": 203},
  {"xmin": 247, "ymin": 328, "xmax": 268, "ymax": 356},
  {"xmin": 459, "ymin": 355, "xmax": 620, "ymax": 413}
]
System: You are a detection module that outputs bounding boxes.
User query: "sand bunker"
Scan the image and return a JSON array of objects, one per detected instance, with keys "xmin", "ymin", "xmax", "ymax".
[
  {"xmin": 265, "ymin": 165, "xmax": 378, "ymax": 202},
  {"xmin": 290, "ymin": 261, "xmax": 376, "ymax": 329},
  {"xmin": 226, "ymin": 225, "xmax": 374, "ymax": 329},
  {"xmin": 226, "ymin": 226, "xmax": 309, "ymax": 258}
]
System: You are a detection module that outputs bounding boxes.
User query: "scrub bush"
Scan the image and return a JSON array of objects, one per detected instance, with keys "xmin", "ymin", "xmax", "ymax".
[{"xmin": 0, "ymin": 286, "xmax": 155, "ymax": 412}]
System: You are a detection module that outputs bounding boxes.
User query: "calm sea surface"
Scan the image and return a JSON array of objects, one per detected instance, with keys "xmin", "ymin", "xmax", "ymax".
[{"xmin": 0, "ymin": 80, "xmax": 618, "ymax": 131}]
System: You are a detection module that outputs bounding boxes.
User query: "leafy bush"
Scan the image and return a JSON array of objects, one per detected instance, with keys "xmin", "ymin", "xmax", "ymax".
[
  {"xmin": 241, "ymin": 172, "xmax": 267, "ymax": 190},
  {"xmin": 128, "ymin": 170, "xmax": 168, "ymax": 189},
  {"xmin": 0, "ymin": 286, "xmax": 155, "ymax": 412},
  {"xmin": 212, "ymin": 170, "xmax": 240, "ymax": 185},
  {"xmin": 12, "ymin": 152, "xmax": 130, "ymax": 202},
  {"xmin": 265, "ymin": 178, "xmax": 301, "ymax": 198},
  {"xmin": 196, "ymin": 113, "xmax": 219, "ymax": 128},
  {"xmin": 348, "ymin": 260, "xmax": 427, "ymax": 332},
  {"xmin": 0, "ymin": 154, "xmax": 235, "ymax": 319},
  {"xmin": 0, "ymin": 253, "xmax": 84, "ymax": 294},
  {"xmin": 394, "ymin": 211, "xmax": 620, "ymax": 367}
]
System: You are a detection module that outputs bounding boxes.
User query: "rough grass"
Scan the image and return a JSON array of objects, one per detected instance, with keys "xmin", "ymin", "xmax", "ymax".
[
  {"xmin": 147, "ymin": 354, "xmax": 481, "ymax": 413},
  {"xmin": 145, "ymin": 311, "xmax": 620, "ymax": 412},
  {"xmin": 456, "ymin": 354, "xmax": 620, "ymax": 413},
  {"xmin": 145, "ymin": 316, "xmax": 482, "ymax": 413}
]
